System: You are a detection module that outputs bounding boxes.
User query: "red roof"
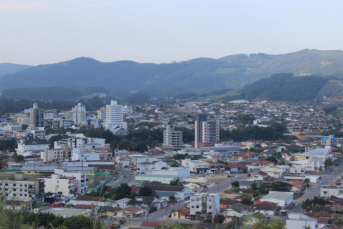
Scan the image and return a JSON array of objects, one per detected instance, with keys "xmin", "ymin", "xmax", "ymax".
[
  {"xmin": 226, "ymin": 163, "xmax": 245, "ymax": 168},
  {"xmin": 124, "ymin": 206, "xmax": 143, "ymax": 213},
  {"xmin": 253, "ymin": 201, "xmax": 277, "ymax": 208},
  {"xmin": 130, "ymin": 186, "xmax": 141, "ymax": 194},
  {"xmin": 315, "ymin": 218, "xmax": 329, "ymax": 224},
  {"xmin": 177, "ymin": 207, "xmax": 190, "ymax": 215},
  {"xmin": 140, "ymin": 222, "xmax": 166, "ymax": 227}
]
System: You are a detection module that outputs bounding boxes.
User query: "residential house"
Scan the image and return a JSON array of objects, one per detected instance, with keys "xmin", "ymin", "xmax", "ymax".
[
  {"xmin": 320, "ymin": 186, "xmax": 342, "ymax": 197},
  {"xmin": 238, "ymin": 152, "xmax": 256, "ymax": 160},
  {"xmin": 145, "ymin": 184, "xmax": 190, "ymax": 201},
  {"xmin": 255, "ymin": 161, "xmax": 275, "ymax": 167},
  {"xmin": 239, "ymin": 181, "xmax": 260, "ymax": 189},
  {"xmin": 288, "ymin": 180, "xmax": 305, "ymax": 192},
  {"xmin": 127, "ymin": 196, "xmax": 167, "ymax": 210},
  {"xmin": 116, "ymin": 206, "xmax": 147, "ymax": 218},
  {"xmin": 170, "ymin": 207, "xmax": 190, "ymax": 219},
  {"xmin": 260, "ymin": 166, "xmax": 284, "ymax": 178},
  {"xmin": 181, "ymin": 159, "xmax": 210, "ymax": 174},
  {"xmin": 253, "ymin": 201, "xmax": 278, "ymax": 216},
  {"xmin": 221, "ymin": 208, "xmax": 243, "ymax": 223},
  {"xmin": 226, "ymin": 163, "xmax": 245, "ymax": 173}
]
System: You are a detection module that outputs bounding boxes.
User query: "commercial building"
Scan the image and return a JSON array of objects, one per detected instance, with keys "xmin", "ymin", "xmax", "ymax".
[
  {"xmin": 162, "ymin": 125, "xmax": 183, "ymax": 150},
  {"xmin": 189, "ymin": 193, "xmax": 220, "ymax": 221},
  {"xmin": 30, "ymin": 103, "xmax": 44, "ymax": 127},
  {"xmin": 181, "ymin": 159, "xmax": 210, "ymax": 174},
  {"xmin": 260, "ymin": 191, "xmax": 293, "ymax": 207},
  {"xmin": 105, "ymin": 100, "xmax": 127, "ymax": 135},
  {"xmin": 194, "ymin": 114, "xmax": 219, "ymax": 148},
  {"xmin": 286, "ymin": 213, "xmax": 317, "ymax": 229}
]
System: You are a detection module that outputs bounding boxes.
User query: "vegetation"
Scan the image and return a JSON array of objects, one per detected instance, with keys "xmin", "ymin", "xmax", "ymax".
[
  {"xmin": 2, "ymin": 87, "xmax": 82, "ymax": 100},
  {"xmin": 220, "ymin": 123, "xmax": 287, "ymax": 142},
  {"xmin": 213, "ymin": 214, "xmax": 225, "ymax": 224},
  {"xmin": 231, "ymin": 73, "xmax": 328, "ymax": 102},
  {"xmin": 170, "ymin": 178, "xmax": 182, "ymax": 186},
  {"xmin": 302, "ymin": 196, "xmax": 331, "ymax": 210},
  {"xmin": 138, "ymin": 186, "xmax": 153, "ymax": 196},
  {"xmin": 85, "ymin": 183, "xmax": 132, "ymax": 200},
  {"xmin": 325, "ymin": 158, "xmax": 333, "ymax": 167},
  {"xmin": 126, "ymin": 93, "xmax": 150, "ymax": 105},
  {"xmin": 247, "ymin": 214, "xmax": 285, "ymax": 229},
  {"xmin": 0, "ymin": 138, "xmax": 17, "ymax": 152},
  {"xmin": 231, "ymin": 181, "xmax": 239, "ymax": 188},
  {"xmin": 241, "ymin": 198, "xmax": 253, "ymax": 205}
]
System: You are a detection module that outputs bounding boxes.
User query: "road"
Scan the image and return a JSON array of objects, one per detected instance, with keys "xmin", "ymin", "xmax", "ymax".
[{"xmin": 106, "ymin": 166, "xmax": 134, "ymax": 188}]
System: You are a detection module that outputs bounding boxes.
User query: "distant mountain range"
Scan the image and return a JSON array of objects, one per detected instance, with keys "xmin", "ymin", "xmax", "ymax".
[
  {"xmin": 0, "ymin": 63, "xmax": 32, "ymax": 77},
  {"xmin": 2, "ymin": 49, "xmax": 343, "ymax": 97}
]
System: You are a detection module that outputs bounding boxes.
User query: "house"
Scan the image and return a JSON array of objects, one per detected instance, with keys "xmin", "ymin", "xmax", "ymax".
[
  {"xmin": 221, "ymin": 208, "xmax": 243, "ymax": 223},
  {"xmin": 245, "ymin": 171, "xmax": 269, "ymax": 181},
  {"xmin": 145, "ymin": 184, "xmax": 190, "ymax": 201},
  {"xmin": 238, "ymin": 152, "xmax": 256, "ymax": 160},
  {"xmin": 253, "ymin": 201, "xmax": 278, "ymax": 216},
  {"xmin": 255, "ymin": 161, "xmax": 274, "ymax": 167},
  {"xmin": 127, "ymin": 196, "xmax": 167, "ymax": 210},
  {"xmin": 320, "ymin": 186, "xmax": 342, "ymax": 197},
  {"xmin": 260, "ymin": 191, "xmax": 293, "ymax": 207},
  {"xmin": 170, "ymin": 207, "xmax": 190, "ymax": 219},
  {"xmin": 260, "ymin": 166, "xmax": 284, "ymax": 178},
  {"xmin": 207, "ymin": 162, "xmax": 225, "ymax": 174},
  {"xmin": 226, "ymin": 163, "xmax": 245, "ymax": 173},
  {"xmin": 288, "ymin": 180, "xmax": 304, "ymax": 192},
  {"xmin": 239, "ymin": 181, "xmax": 260, "ymax": 189},
  {"xmin": 116, "ymin": 206, "xmax": 147, "ymax": 218},
  {"xmin": 286, "ymin": 213, "xmax": 317, "ymax": 229}
]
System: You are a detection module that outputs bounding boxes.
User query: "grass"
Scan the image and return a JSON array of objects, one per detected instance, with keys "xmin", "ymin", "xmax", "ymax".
[{"xmin": 205, "ymin": 177, "xmax": 228, "ymax": 184}]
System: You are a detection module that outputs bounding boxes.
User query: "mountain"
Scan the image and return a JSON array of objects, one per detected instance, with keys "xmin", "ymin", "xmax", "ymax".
[
  {"xmin": 226, "ymin": 73, "xmax": 328, "ymax": 102},
  {"xmin": 0, "ymin": 63, "xmax": 32, "ymax": 77},
  {"xmin": 2, "ymin": 49, "xmax": 343, "ymax": 97}
]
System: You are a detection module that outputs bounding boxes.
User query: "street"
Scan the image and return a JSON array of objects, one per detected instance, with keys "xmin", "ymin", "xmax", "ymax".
[{"xmin": 106, "ymin": 166, "xmax": 134, "ymax": 188}]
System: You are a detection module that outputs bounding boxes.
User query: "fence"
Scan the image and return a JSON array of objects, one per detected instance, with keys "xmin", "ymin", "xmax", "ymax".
[{"xmin": 91, "ymin": 175, "xmax": 113, "ymax": 192}]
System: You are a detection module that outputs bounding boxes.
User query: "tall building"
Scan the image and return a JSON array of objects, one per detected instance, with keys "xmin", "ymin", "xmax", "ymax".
[
  {"xmin": 194, "ymin": 114, "xmax": 219, "ymax": 148},
  {"xmin": 66, "ymin": 103, "xmax": 86, "ymax": 126},
  {"xmin": 105, "ymin": 100, "xmax": 127, "ymax": 135},
  {"xmin": 97, "ymin": 106, "xmax": 106, "ymax": 120},
  {"xmin": 189, "ymin": 193, "xmax": 220, "ymax": 221},
  {"xmin": 163, "ymin": 125, "xmax": 183, "ymax": 150},
  {"xmin": 30, "ymin": 103, "xmax": 44, "ymax": 127}
]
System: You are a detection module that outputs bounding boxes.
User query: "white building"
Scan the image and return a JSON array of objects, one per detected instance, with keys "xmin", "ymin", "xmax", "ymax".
[
  {"xmin": 163, "ymin": 125, "xmax": 183, "ymax": 150},
  {"xmin": 105, "ymin": 100, "xmax": 127, "ymax": 135},
  {"xmin": 66, "ymin": 103, "xmax": 86, "ymax": 126},
  {"xmin": 190, "ymin": 193, "xmax": 220, "ymax": 221},
  {"xmin": 44, "ymin": 174, "xmax": 77, "ymax": 197},
  {"xmin": 320, "ymin": 185, "xmax": 342, "ymax": 197},
  {"xmin": 286, "ymin": 213, "xmax": 317, "ymax": 229},
  {"xmin": 260, "ymin": 191, "xmax": 293, "ymax": 207},
  {"xmin": 16, "ymin": 133, "xmax": 49, "ymax": 157},
  {"xmin": 54, "ymin": 168, "xmax": 88, "ymax": 194},
  {"xmin": 181, "ymin": 159, "xmax": 210, "ymax": 174}
]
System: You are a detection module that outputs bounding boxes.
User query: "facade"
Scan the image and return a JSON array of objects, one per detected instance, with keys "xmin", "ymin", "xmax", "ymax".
[
  {"xmin": 194, "ymin": 114, "xmax": 219, "ymax": 148},
  {"xmin": 181, "ymin": 159, "xmax": 210, "ymax": 174},
  {"xmin": 66, "ymin": 103, "xmax": 86, "ymax": 126},
  {"xmin": 59, "ymin": 119, "xmax": 74, "ymax": 128},
  {"xmin": 44, "ymin": 174, "xmax": 77, "ymax": 197},
  {"xmin": 286, "ymin": 213, "xmax": 317, "ymax": 229},
  {"xmin": 30, "ymin": 103, "xmax": 44, "ymax": 127},
  {"xmin": 105, "ymin": 100, "xmax": 127, "ymax": 134},
  {"xmin": 16, "ymin": 133, "xmax": 49, "ymax": 157},
  {"xmin": 41, "ymin": 145, "xmax": 72, "ymax": 162},
  {"xmin": 162, "ymin": 125, "xmax": 183, "ymax": 150},
  {"xmin": 0, "ymin": 173, "xmax": 44, "ymax": 203},
  {"xmin": 189, "ymin": 193, "xmax": 220, "ymax": 221},
  {"xmin": 54, "ymin": 168, "xmax": 88, "ymax": 194},
  {"xmin": 97, "ymin": 107, "xmax": 106, "ymax": 120},
  {"xmin": 320, "ymin": 186, "xmax": 342, "ymax": 197}
]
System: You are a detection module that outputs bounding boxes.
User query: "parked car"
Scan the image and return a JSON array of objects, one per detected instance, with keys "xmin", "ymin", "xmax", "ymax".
[
  {"xmin": 112, "ymin": 177, "xmax": 118, "ymax": 180},
  {"xmin": 227, "ymin": 175, "xmax": 231, "ymax": 177},
  {"xmin": 235, "ymin": 175, "xmax": 239, "ymax": 178}
]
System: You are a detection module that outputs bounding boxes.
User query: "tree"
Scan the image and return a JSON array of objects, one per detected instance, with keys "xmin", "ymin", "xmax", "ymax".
[
  {"xmin": 241, "ymin": 198, "xmax": 253, "ymax": 205},
  {"xmin": 213, "ymin": 214, "xmax": 225, "ymax": 223},
  {"xmin": 14, "ymin": 154, "xmax": 24, "ymax": 163},
  {"xmin": 231, "ymin": 181, "xmax": 239, "ymax": 188},
  {"xmin": 138, "ymin": 186, "xmax": 153, "ymax": 196},
  {"xmin": 21, "ymin": 124, "xmax": 28, "ymax": 130},
  {"xmin": 169, "ymin": 195, "xmax": 176, "ymax": 202},
  {"xmin": 250, "ymin": 182, "xmax": 258, "ymax": 190},
  {"xmin": 265, "ymin": 156, "xmax": 277, "ymax": 164},
  {"xmin": 170, "ymin": 178, "xmax": 182, "ymax": 186},
  {"xmin": 303, "ymin": 178, "xmax": 310, "ymax": 188},
  {"xmin": 325, "ymin": 158, "xmax": 333, "ymax": 167},
  {"xmin": 243, "ymin": 167, "xmax": 248, "ymax": 173}
]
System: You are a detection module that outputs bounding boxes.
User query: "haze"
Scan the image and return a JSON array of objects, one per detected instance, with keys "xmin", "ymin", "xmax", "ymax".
[{"xmin": 1, "ymin": 0, "xmax": 343, "ymax": 65}]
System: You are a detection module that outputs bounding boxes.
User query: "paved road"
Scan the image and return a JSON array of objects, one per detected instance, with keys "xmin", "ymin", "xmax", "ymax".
[
  {"xmin": 106, "ymin": 166, "xmax": 134, "ymax": 188},
  {"xmin": 204, "ymin": 174, "xmax": 249, "ymax": 194}
]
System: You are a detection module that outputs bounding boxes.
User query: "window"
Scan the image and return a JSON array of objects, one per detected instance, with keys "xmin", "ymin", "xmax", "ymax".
[
  {"xmin": 209, "ymin": 206, "xmax": 212, "ymax": 209},
  {"xmin": 196, "ymin": 206, "xmax": 199, "ymax": 208}
]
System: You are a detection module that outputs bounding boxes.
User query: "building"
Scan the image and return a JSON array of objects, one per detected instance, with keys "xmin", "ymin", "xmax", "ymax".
[
  {"xmin": 59, "ymin": 119, "xmax": 74, "ymax": 128},
  {"xmin": 135, "ymin": 167, "xmax": 190, "ymax": 185},
  {"xmin": 0, "ymin": 173, "xmax": 44, "ymax": 205},
  {"xmin": 181, "ymin": 159, "xmax": 210, "ymax": 174},
  {"xmin": 41, "ymin": 145, "xmax": 72, "ymax": 162},
  {"xmin": 44, "ymin": 174, "xmax": 77, "ymax": 197},
  {"xmin": 286, "ymin": 213, "xmax": 317, "ymax": 229},
  {"xmin": 105, "ymin": 100, "xmax": 127, "ymax": 135},
  {"xmin": 30, "ymin": 103, "xmax": 44, "ymax": 127},
  {"xmin": 194, "ymin": 114, "xmax": 219, "ymax": 148},
  {"xmin": 189, "ymin": 193, "xmax": 220, "ymax": 221},
  {"xmin": 260, "ymin": 191, "xmax": 293, "ymax": 207},
  {"xmin": 320, "ymin": 186, "xmax": 342, "ymax": 197},
  {"xmin": 54, "ymin": 168, "xmax": 88, "ymax": 194},
  {"xmin": 97, "ymin": 107, "xmax": 106, "ymax": 120},
  {"xmin": 162, "ymin": 125, "xmax": 183, "ymax": 150},
  {"xmin": 66, "ymin": 103, "xmax": 86, "ymax": 126},
  {"xmin": 16, "ymin": 133, "xmax": 49, "ymax": 157}
]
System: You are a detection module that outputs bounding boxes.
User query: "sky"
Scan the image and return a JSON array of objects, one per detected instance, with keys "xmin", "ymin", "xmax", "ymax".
[{"xmin": 1, "ymin": 0, "xmax": 343, "ymax": 65}]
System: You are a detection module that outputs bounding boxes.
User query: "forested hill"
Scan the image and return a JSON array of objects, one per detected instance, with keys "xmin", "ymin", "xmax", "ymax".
[
  {"xmin": 227, "ymin": 73, "xmax": 328, "ymax": 101},
  {"xmin": 2, "ymin": 49, "xmax": 343, "ymax": 97},
  {"xmin": 0, "ymin": 63, "xmax": 32, "ymax": 77}
]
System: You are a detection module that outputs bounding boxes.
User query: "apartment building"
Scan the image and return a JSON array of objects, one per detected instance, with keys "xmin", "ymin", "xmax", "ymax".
[
  {"xmin": 66, "ymin": 103, "xmax": 86, "ymax": 126},
  {"xmin": 194, "ymin": 114, "xmax": 219, "ymax": 148},
  {"xmin": 42, "ymin": 145, "xmax": 72, "ymax": 162},
  {"xmin": 30, "ymin": 103, "xmax": 44, "ymax": 127},
  {"xmin": 189, "ymin": 193, "xmax": 220, "ymax": 221},
  {"xmin": 44, "ymin": 174, "xmax": 77, "ymax": 197},
  {"xmin": 105, "ymin": 100, "xmax": 127, "ymax": 135},
  {"xmin": 0, "ymin": 173, "xmax": 44, "ymax": 203},
  {"xmin": 162, "ymin": 125, "xmax": 183, "ymax": 150},
  {"xmin": 54, "ymin": 168, "xmax": 88, "ymax": 194}
]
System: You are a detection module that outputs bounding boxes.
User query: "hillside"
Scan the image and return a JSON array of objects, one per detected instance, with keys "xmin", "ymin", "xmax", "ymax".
[
  {"xmin": 0, "ymin": 63, "xmax": 32, "ymax": 77},
  {"xmin": 225, "ymin": 73, "xmax": 328, "ymax": 102},
  {"xmin": 2, "ymin": 49, "xmax": 343, "ymax": 97}
]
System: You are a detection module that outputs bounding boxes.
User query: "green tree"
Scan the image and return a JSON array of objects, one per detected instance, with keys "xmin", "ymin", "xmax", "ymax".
[
  {"xmin": 169, "ymin": 195, "xmax": 176, "ymax": 202},
  {"xmin": 241, "ymin": 198, "xmax": 253, "ymax": 205},
  {"xmin": 325, "ymin": 158, "xmax": 333, "ymax": 167},
  {"xmin": 213, "ymin": 214, "xmax": 225, "ymax": 223},
  {"xmin": 231, "ymin": 181, "xmax": 239, "ymax": 188},
  {"xmin": 21, "ymin": 124, "xmax": 28, "ymax": 130},
  {"xmin": 170, "ymin": 178, "xmax": 182, "ymax": 186},
  {"xmin": 138, "ymin": 186, "xmax": 153, "ymax": 196},
  {"xmin": 265, "ymin": 156, "xmax": 277, "ymax": 164}
]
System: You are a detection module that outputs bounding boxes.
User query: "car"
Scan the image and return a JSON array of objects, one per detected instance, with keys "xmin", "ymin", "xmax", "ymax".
[
  {"xmin": 319, "ymin": 181, "xmax": 323, "ymax": 184},
  {"xmin": 235, "ymin": 175, "xmax": 239, "ymax": 178},
  {"xmin": 335, "ymin": 163, "xmax": 339, "ymax": 166},
  {"xmin": 227, "ymin": 175, "xmax": 231, "ymax": 177},
  {"xmin": 112, "ymin": 177, "xmax": 118, "ymax": 180},
  {"xmin": 294, "ymin": 203, "xmax": 298, "ymax": 207}
]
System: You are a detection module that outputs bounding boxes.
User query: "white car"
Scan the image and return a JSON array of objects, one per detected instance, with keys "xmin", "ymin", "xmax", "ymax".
[
  {"xmin": 319, "ymin": 181, "xmax": 323, "ymax": 184},
  {"xmin": 235, "ymin": 175, "xmax": 239, "ymax": 178}
]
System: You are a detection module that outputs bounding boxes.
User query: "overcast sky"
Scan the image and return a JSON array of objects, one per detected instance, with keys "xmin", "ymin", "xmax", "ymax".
[{"xmin": 1, "ymin": 0, "xmax": 343, "ymax": 65}]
